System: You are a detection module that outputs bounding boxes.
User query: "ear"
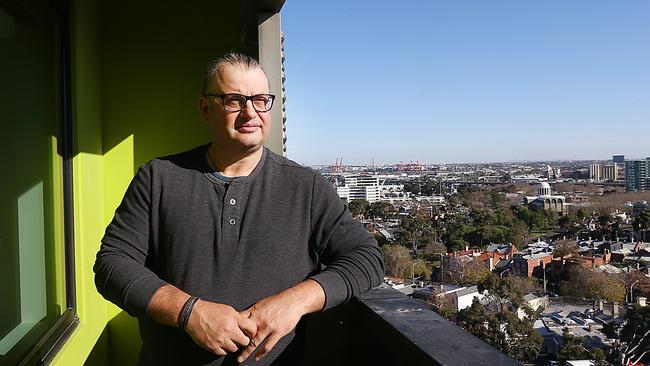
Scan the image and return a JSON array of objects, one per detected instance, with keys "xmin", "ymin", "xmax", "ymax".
[{"xmin": 199, "ymin": 96, "xmax": 210, "ymax": 121}]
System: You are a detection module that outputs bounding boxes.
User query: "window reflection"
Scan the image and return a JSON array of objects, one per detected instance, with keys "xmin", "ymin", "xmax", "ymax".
[{"xmin": 0, "ymin": 2, "xmax": 67, "ymax": 363}]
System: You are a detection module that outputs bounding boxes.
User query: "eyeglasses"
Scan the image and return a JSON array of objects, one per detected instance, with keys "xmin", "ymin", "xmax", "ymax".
[{"xmin": 203, "ymin": 93, "xmax": 276, "ymax": 113}]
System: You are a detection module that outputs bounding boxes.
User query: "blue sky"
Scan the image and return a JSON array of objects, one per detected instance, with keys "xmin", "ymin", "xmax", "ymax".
[{"xmin": 281, "ymin": 1, "xmax": 650, "ymax": 165}]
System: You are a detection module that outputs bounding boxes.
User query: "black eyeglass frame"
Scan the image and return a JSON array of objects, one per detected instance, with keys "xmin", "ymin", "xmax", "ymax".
[{"xmin": 203, "ymin": 93, "xmax": 276, "ymax": 113}]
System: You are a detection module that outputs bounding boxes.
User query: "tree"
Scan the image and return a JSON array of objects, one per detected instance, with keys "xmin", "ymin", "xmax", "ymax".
[
  {"xmin": 558, "ymin": 212, "xmax": 580, "ymax": 237},
  {"xmin": 367, "ymin": 201, "xmax": 395, "ymax": 220},
  {"xmin": 382, "ymin": 245, "xmax": 431, "ymax": 281},
  {"xmin": 444, "ymin": 258, "xmax": 491, "ymax": 286},
  {"xmin": 558, "ymin": 329, "xmax": 591, "ymax": 365},
  {"xmin": 554, "ymin": 239, "xmax": 579, "ymax": 259},
  {"xmin": 573, "ymin": 268, "xmax": 626, "ymax": 302},
  {"xmin": 457, "ymin": 277, "xmax": 542, "ymax": 363},
  {"xmin": 382, "ymin": 245, "xmax": 412, "ymax": 279},
  {"xmin": 576, "ymin": 207, "xmax": 593, "ymax": 221},
  {"xmin": 421, "ymin": 241, "xmax": 447, "ymax": 261},
  {"xmin": 639, "ymin": 210, "xmax": 650, "ymax": 230},
  {"xmin": 602, "ymin": 305, "xmax": 650, "ymax": 365},
  {"xmin": 348, "ymin": 199, "xmax": 369, "ymax": 218},
  {"xmin": 398, "ymin": 213, "xmax": 435, "ymax": 254}
]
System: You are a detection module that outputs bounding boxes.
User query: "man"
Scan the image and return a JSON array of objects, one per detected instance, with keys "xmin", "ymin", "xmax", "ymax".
[{"xmin": 94, "ymin": 52, "xmax": 384, "ymax": 365}]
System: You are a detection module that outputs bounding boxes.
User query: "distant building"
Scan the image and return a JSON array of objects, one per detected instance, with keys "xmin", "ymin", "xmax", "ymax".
[
  {"xmin": 513, "ymin": 252, "xmax": 553, "ymax": 277},
  {"xmin": 625, "ymin": 158, "xmax": 650, "ymax": 192},
  {"xmin": 589, "ymin": 163, "xmax": 618, "ymax": 181},
  {"xmin": 336, "ymin": 175, "xmax": 381, "ymax": 203},
  {"xmin": 602, "ymin": 164, "xmax": 618, "ymax": 181},
  {"xmin": 524, "ymin": 182, "xmax": 566, "ymax": 215},
  {"xmin": 613, "ymin": 154, "xmax": 625, "ymax": 164},
  {"xmin": 589, "ymin": 163, "xmax": 602, "ymax": 181},
  {"xmin": 415, "ymin": 285, "xmax": 487, "ymax": 313},
  {"xmin": 631, "ymin": 201, "xmax": 648, "ymax": 217}
]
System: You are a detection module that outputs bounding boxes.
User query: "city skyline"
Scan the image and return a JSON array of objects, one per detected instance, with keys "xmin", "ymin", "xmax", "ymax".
[
  {"xmin": 282, "ymin": 1, "xmax": 650, "ymax": 165},
  {"xmin": 303, "ymin": 155, "xmax": 649, "ymax": 168}
]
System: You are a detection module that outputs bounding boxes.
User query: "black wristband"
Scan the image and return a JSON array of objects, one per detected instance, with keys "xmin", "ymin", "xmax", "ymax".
[{"xmin": 178, "ymin": 296, "xmax": 200, "ymax": 332}]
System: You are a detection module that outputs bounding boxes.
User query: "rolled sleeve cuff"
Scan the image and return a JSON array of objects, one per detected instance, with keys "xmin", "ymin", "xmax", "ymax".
[
  {"xmin": 125, "ymin": 275, "xmax": 168, "ymax": 318},
  {"xmin": 309, "ymin": 270, "xmax": 349, "ymax": 311}
]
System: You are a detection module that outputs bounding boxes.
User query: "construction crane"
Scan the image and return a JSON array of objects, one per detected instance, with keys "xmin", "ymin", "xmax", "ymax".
[{"xmin": 330, "ymin": 157, "xmax": 343, "ymax": 173}]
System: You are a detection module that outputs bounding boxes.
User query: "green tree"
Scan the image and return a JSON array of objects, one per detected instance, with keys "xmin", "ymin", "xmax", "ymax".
[
  {"xmin": 457, "ymin": 277, "xmax": 542, "ymax": 363},
  {"xmin": 639, "ymin": 210, "xmax": 650, "ymax": 230},
  {"xmin": 558, "ymin": 329, "xmax": 591, "ymax": 365},
  {"xmin": 576, "ymin": 207, "xmax": 593, "ymax": 221},
  {"xmin": 348, "ymin": 199, "xmax": 369, "ymax": 218},
  {"xmin": 443, "ymin": 223, "xmax": 475, "ymax": 251},
  {"xmin": 399, "ymin": 213, "xmax": 435, "ymax": 254},
  {"xmin": 368, "ymin": 201, "xmax": 395, "ymax": 220}
]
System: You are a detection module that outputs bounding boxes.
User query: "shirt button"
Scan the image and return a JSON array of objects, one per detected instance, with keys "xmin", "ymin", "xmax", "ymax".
[
  {"xmin": 229, "ymin": 219, "xmax": 236, "ymax": 225},
  {"xmin": 229, "ymin": 198, "xmax": 236, "ymax": 205}
]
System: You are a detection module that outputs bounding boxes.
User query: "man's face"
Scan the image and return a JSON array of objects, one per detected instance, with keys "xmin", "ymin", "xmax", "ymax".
[{"xmin": 200, "ymin": 65, "xmax": 272, "ymax": 152}]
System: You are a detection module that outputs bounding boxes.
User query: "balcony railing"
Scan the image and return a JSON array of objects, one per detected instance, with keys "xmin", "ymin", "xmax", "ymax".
[{"xmin": 298, "ymin": 285, "xmax": 521, "ymax": 366}]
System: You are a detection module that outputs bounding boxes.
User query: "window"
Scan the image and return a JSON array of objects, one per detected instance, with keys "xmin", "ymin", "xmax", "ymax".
[{"xmin": 0, "ymin": 0, "xmax": 76, "ymax": 364}]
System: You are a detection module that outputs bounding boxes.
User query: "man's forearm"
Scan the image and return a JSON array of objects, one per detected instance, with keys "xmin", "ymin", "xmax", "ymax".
[
  {"xmin": 283, "ymin": 279, "xmax": 326, "ymax": 315},
  {"xmin": 147, "ymin": 284, "xmax": 191, "ymax": 327}
]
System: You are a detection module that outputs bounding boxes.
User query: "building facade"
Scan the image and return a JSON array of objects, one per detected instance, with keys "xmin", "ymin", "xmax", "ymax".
[
  {"xmin": 625, "ymin": 158, "xmax": 650, "ymax": 192},
  {"xmin": 524, "ymin": 182, "xmax": 566, "ymax": 215}
]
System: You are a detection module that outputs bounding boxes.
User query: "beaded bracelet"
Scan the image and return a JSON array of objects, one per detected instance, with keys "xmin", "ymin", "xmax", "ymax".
[{"xmin": 178, "ymin": 296, "xmax": 200, "ymax": 332}]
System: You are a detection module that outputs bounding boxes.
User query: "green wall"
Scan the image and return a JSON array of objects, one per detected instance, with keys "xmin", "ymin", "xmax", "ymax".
[{"xmin": 51, "ymin": 1, "xmax": 245, "ymax": 365}]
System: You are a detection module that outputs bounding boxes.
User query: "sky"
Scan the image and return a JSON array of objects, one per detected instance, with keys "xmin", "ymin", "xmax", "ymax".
[{"xmin": 281, "ymin": 1, "xmax": 650, "ymax": 165}]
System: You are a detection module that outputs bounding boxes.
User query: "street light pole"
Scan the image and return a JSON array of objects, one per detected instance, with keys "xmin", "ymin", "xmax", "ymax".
[{"xmin": 630, "ymin": 280, "xmax": 640, "ymax": 304}]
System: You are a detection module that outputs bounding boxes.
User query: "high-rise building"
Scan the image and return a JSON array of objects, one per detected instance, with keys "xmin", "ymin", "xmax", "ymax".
[
  {"xmin": 613, "ymin": 155, "xmax": 625, "ymax": 164},
  {"xmin": 625, "ymin": 158, "xmax": 650, "ymax": 191}
]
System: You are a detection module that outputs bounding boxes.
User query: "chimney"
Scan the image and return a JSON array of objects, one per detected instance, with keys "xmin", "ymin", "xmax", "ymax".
[
  {"xmin": 638, "ymin": 297, "xmax": 647, "ymax": 307},
  {"xmin": 588, "ymin": 324, "xmax": 594, "ymax": 332},
  {"xmin": 613, "ymin": 302, "xmax": 619, "ymax": 317},
  {"xmin": 598, "ymin": 299, "xmax": 604, "ymax": 311},
  {"xmin": 488, "ymin": 257, "xmax": 494, "ymax": 271},
  {"xmin": 465, "ymin": 245, "xmax": 469, "ymax": 252}
]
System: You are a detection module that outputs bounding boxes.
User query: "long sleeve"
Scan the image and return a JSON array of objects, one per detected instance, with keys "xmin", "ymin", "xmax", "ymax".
[
  {"xmin": 308, "ymin": 173, "xmax": 385, "ymax": 310},
  {"xmin": 93, "ymin": 165, "xmax": 167, "ymax": 318}
]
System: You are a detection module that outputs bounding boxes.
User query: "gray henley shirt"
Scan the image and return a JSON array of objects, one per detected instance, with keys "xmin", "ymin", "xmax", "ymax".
[{"xmin": 93, "ymin": 144, "xmax": 384, "ymax": 365}]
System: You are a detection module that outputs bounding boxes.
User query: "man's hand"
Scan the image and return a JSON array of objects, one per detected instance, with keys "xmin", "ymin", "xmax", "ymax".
[
  {"xmin": 147, "ymin": 285, "xmax": 256, "ymax": 357},
  {"xmin": 237, "ymin": 279, "xmax": 325, "ymax": 363},
  {"xmin": 186, "ymin": 300, "xmax": 257, "ymax": 356}
]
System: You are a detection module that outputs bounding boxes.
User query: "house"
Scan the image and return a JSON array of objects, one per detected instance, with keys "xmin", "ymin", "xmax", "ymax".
[
  {"xmin": 513, "ymin": 252, "xmax": 553, "ymax": 277},
  {"xmin": 416, "ymin": 285, "xmax": 487, "ymax": 313}
]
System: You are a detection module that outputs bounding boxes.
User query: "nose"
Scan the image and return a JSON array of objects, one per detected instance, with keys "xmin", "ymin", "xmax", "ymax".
[{"xmin": 239, "ymin": 100, "xmax": 257, "ymax": 118}]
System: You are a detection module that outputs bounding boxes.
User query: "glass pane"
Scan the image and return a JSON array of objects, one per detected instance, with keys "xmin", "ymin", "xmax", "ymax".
[{"xmin": 0, "ymin": 1, "xmax": 67, "ymax": 363}]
